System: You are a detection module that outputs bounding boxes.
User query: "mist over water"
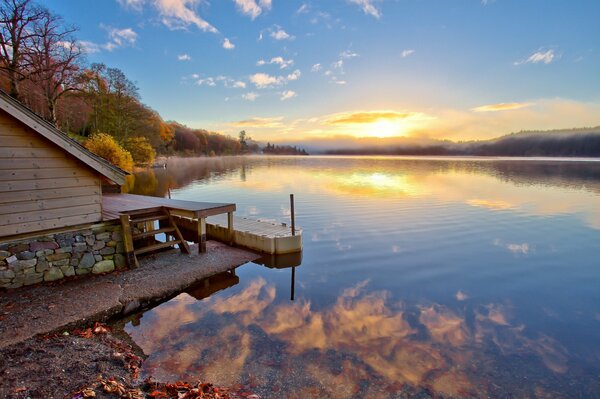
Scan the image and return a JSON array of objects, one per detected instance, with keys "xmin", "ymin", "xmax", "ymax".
[{"xmin": 120, "ymin": 156, "xmax": 600, "ymax": 398}]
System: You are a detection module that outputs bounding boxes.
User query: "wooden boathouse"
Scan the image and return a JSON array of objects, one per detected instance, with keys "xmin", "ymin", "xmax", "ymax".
[{"xmin": 0, "ymin": 90, "xmax": 234, "ymax": 289}]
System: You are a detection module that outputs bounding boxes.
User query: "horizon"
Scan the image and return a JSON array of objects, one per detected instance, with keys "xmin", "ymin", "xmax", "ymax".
[{"xmin": 45, "ymin": 0, "xmax": 600, "ymax": 144}]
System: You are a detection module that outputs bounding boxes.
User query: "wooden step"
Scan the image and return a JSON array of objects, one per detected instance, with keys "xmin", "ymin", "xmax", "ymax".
[
  {"xmin": 134, "ymin": 239, "xmax": 181, "ymax": 256},
  {"xmin": 133, "ymin": 227, "xmax": 175, "ymax": 240},
  {"xmin": 130, "ymin": 214, "xmax": 169, "ymax": 224}
]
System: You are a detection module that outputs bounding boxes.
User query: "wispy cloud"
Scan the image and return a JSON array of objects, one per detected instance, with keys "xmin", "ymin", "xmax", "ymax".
[
  {"xmin": 222, "ymin": 38, "xmax": 235, "ymax": 49},
  {"xmin": 194, "ymin": 75, "xmax": 246, "ymax": 88},
  {"xmin": 242, "ymin": 92, "xmax": 259, "ymax": 101},
  {"xmin": 325, "ymin": 110, "xmax": 430, "ymax": 125},
  {"xmin": 233, "ymin": 0, "xmax": 271, "ymax": 19},
  {"xmin": 78, "ymin": 40, "xmax": 101, "ymax": 54},
  {"xmin": 264, "ymin": 25, "xmax": 295, "ymax": 40},
  {"xmin": 347, "ymin": 0, "xmax": 381, "ymax": 18},
  {"xmin": 106, "ymin": 27, "xmax": 137, "ymax": 48},
  {"xmin": 311, "ymin": 63, "xmax": 322, "ymax": 72},
  {"xmin": 472, "ymin": 102, "xmax": 533, "ymax": 112},
  {"xmin": 514, "ymin": 49, "xmax": 557, "ymax": 65},
  {"xmin": 249, "ymin": 70, "xmax": 301, "ymax": 88},
  {"xmin": 117, "ymin": 0, "xmax": 144, "ymax": 11},
  {"xmin": 153, "ymin": 0, "xmax": 218, "ymax": 33},
  {"xmin": 401, "ymin": 49, "xmax": 414, "ymax": 58},
  {"xmin": 340, "ymin": 50, "xmax": 359, "ymax": 59},
  {"xmin": 257, "ymin": 56, "xmax": 294, "ymax": 69},
  {"xmin": 280, "ymin": 90, "xmax": 297, "ymax": 101},
  {"xmin": 297, "ymin": 3, "xmax": 309, "ymax": 13},
  {"xmin": 249, "ymin": 73, "xmax": 283, "ymax": 88},
  {"xmin": 177, "ymin": 53, "xmax": 191, "ymax": 61},
  {"xmin": 231, "ymin": 117, "xmax": 284, "ymax": 128},
  {"xmin": 87, "ymin": 26, "xmax": 137, "ymax": 52}
]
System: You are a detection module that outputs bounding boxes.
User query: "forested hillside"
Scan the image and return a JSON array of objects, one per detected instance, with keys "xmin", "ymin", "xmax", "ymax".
[{"xmin": 0, "ymin": 0, "xmax": 247, "ymax": 170}]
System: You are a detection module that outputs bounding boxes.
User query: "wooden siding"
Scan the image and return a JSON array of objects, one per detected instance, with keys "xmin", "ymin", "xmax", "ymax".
[{"xmin": 0, "ymin": 110, "xmax": 103, "ymax": 237}]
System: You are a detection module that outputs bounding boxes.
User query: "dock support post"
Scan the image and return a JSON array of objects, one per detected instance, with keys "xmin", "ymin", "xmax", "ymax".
[
  {"xmin": 290, "ymin": 194, "xmax": 296, "ymax": 236},
  {"xmin": 227, "ymin": 211, "xmax": 234, "ymax": 245},
  {"xmin": 120, "ymin": 214, "xmax": 139, "ymax": 269},
  {"xmin": 197, "ymin": 217, "xmax": 206, "ymax": 253}
]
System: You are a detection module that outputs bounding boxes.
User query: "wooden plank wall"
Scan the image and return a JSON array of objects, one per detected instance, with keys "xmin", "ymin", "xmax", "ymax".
[{"xmin": 0, "ymin": 110, "xmax": 103, "ymax": 237}]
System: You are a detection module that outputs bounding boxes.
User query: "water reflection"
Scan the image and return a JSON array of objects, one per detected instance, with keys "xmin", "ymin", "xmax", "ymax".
[
  {"xmin": 121, "ymin": 156, "xmax": 600, "ymax": 398},
  {"xmin": 125, "ymin": 273, "xmax": 596, "ymax": 398},
  {"xmin": 126, "ymin": 156, "xmax": 600, "ymax": 229}
]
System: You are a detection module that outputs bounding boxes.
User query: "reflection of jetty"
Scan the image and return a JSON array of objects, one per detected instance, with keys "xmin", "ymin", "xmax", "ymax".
[{"xmin": 186, "ymin": 270, "xmax": 239, "ymax": 301}]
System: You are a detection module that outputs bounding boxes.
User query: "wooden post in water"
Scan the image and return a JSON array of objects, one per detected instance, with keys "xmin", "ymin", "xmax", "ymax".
[
  {"xmin": 290, "ymin": 193, "xmax": 296, "ymax": 301},
  {"xmin": 290, "ymin": 194, "xmax": 295, "ymax": 236}
]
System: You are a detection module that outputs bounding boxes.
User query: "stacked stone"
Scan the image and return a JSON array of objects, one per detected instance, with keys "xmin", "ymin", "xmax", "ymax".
[{"xmin": 0, "ymin": 224, "xmax": 126, "ymax": 289}]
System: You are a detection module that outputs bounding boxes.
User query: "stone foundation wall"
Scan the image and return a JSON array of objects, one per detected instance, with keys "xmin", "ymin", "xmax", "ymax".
[{"xmin": 0, "ymin": 223, "xmax": 125, "ymax": 289}]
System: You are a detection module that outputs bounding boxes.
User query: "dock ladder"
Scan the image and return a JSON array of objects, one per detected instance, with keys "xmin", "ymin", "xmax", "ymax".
[{"xmin": 120, "ymin": 207, "xmax": 190, "ymax": 268}]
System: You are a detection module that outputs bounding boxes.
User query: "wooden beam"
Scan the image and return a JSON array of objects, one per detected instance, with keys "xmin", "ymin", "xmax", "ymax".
[
  {"xmin": 197, "ymin": 217, "xmax": 206, "ymax": 253},
  {"xmin": 120, "ymin": 214, "xmax": 138, "ymax": 269},
  {"xmin": 227, "ymin": 211, "xmax": 234, "ymax": 244}
]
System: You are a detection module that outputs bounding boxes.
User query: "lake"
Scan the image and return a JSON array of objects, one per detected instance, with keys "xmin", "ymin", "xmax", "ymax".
[{"xmin": 117, "ymin": 156, "xmax": 600, "ymax": 398}]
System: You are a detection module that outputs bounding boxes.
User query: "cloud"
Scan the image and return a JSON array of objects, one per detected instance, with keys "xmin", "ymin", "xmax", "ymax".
[
  {"xmin": 117, "ymin": 0, "xmax": 145, "ymax": 11},
  {"xmin": 286, "ymin": 69, "xmax": 301, "ymax": 81},
  {"xmin": 249, "ymin": 73, "xmax": 283, "ymax": 88},
  {"xmin": 472, "ymin": 102, "xmax": 533, "ymax": 112},
  {"xmin": 401, "ymin": 49, "xmax": 414, "ymax": 57},
  {"xmin": 177, "ymin": 53, "xmax": 191, "ymax": 61},
  {"xmin": 280, "ymin": 90, "xmax": 297, "ymax": 101},
  {"xmin": 194, "ymin": 75, "xmax": 246, "ymax": 89},
  {"xmin": 196, "ymin": 77, "xmax": 216, "ymax": 87},
  {"xmin": 347, "ymin": 0, "xmax": 381, "ymax": 18},
  {"xmin": 340, "ymin": 50, "xmax": 359, "ymax": 59},
  {"xmin": 78, "ymin": 40, "xmax": 101, "ymax": 54},
  {"xmin": 326, "ymin": 111, "xmax": 428, "ymax": 125},
  {"xmin": 153, "ymin": 0, "xmax": 218, "ymax": 33},
  {"xmin": 256, "ymin": 56, "xmax": 294, "ymax": 69},
  {"xmin": 270, "ymin": 28, "xmax": 294, "ymax": 40},
  {"xmin": 222, "ymin": 38, "xmax": 235, "ymax": 49},
  {"xmin": 297, "ymin": 3, "xmax": 309, "ymax": 13},
  {"xmin": 311, "ymin": 63, "xmax": 322, "ymax": 72},
  {"xmin": 233, "ymin": 0, "xmax": 271, "ymax": 19},
  {"xmin": 515, "ymin": 49, "xmax": 556, "ymax": 65},
  {"xmin": 107, "ymin": 27, "xmax": 137, "ymax": 46},
  {"xmin": 94, "ymin": 26, "xmax": 138, "ymax": 52},
  {"xmin": 242, "ymin": 92, "xmax": 259, "ymax": 101},
  {"xmin": 249, "ymin": 70, "xmax": 300, "ymax": 88},
  {"xmin": 231, "ymin": 117, "xmax": 284, "ymax": 128}
]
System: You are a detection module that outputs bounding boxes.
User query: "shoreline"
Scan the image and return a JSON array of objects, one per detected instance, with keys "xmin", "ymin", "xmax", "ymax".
[{"xmin": 0, "ymin": 241, "xmax": 259, "ymax": 398}]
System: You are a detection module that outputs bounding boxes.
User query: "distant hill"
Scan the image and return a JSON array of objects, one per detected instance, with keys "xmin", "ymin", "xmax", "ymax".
[{"xmin": 324, "ymin": 127, "xmax": 600, "ymax": 157}]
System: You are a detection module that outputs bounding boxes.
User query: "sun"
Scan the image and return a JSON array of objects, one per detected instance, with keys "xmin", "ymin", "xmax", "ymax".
[{"xmin": 367, "ymin": 119, "xmax": 406, "ymax": 138}]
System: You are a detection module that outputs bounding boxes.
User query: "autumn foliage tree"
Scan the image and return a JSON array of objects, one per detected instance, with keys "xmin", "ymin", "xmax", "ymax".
[
  {"xmin": 0, "ymin": 0, "xmax": 251, "ymax": 166},
  {"xmin": 84, "ymin": 133, "xmax": 133, "ymax": 172},
  {"xmin": 124, "ymin": 136, "xmax": 156, "ymax": 166}
]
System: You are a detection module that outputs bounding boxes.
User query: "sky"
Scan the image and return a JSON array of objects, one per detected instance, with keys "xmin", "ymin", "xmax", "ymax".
[{"xmin": 44, "ymin": 0, "xmax": 600, "ymax": 144}]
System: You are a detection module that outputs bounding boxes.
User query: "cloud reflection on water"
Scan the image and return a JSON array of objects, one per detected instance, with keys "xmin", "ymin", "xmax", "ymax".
[{"xmin": 127, "ymin": 278, "xmax": 573, "ymax": 398}]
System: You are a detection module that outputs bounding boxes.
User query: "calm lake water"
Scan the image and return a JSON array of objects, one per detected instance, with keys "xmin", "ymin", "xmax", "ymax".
[{"xmin": 119, "ymin": 156, "xmax": 600, "ymax": 398}]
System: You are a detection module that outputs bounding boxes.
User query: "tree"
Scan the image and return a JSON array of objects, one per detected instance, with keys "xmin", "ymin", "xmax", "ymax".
[
  {"xmin": 239, "ymin": 130, "xmax": 247, "ymax": 152},
  {"xmin": 27, "ymin": 8, "xmax": 83, "ymax": 125},
  {"xmin": 124, "ymin": 136, "xmax": 156, "ymax": 166},
  {"xmin": 84, "ymin": 132, "xmax": 133, "ymax": 172},
  {"xmin": 0, "ymin": 0, "xmax": 45, "ymax": 99}
]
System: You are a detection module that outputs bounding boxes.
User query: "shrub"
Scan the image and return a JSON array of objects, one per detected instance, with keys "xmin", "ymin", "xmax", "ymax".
[
  {"xmin": 124, "ymin": 136, "xmax": 156, "ymax": 166},
  {"xmin": 84, "ymin": 133, "xmax": 134, "ymax": 172}
]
